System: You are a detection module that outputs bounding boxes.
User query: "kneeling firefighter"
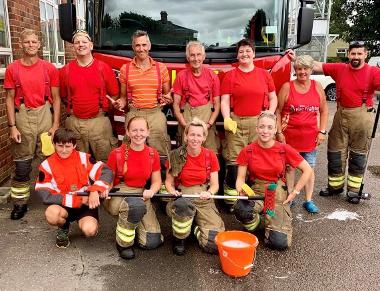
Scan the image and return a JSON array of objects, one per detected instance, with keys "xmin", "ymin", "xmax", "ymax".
[
  {"xmin": 165, "ymin": 117, "xmax": 225, "ymax": 255},
  {"xmin": 105, "ymin": 117, "xmax": 163, "ymax": 260},
  {"xmin": 234, "ymin": 112, "xmax": 312, "ymax": 250}
]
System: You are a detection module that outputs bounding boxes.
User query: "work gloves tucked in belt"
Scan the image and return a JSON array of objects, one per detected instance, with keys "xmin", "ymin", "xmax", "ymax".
[{"xmin": 224, "ymin": 117, "xmax": 237, "ymax": 134}]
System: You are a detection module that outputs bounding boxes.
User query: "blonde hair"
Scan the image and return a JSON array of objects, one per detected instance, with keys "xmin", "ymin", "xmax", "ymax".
[
  {"xmin": 183, "ymin": 117, "xmax": 208, "ymax": 143},
  {"xmin": 258, "ymin": 111, "xmax": 277, "ymax": 122},
  {"xmin": 20, "ymin": 29, "xmax": 39, "ymax": 42},
  {"xmin": 293, "ymin": 54, "xmax": 314, "ymax": 70}
]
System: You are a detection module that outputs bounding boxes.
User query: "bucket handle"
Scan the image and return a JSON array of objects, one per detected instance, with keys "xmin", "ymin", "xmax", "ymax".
[{"xmin": 221, "ymin": 248, "xmax": 257, "ymax": 270}]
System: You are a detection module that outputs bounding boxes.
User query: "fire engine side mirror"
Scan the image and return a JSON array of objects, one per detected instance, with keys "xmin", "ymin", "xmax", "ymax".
[
  {"xmin": 297, "ymin": 1, "xmax": 314, "ymax": 46},
  {"xmin": 59, "ymin": 3, "xmax": 77, "ymax": 43}
]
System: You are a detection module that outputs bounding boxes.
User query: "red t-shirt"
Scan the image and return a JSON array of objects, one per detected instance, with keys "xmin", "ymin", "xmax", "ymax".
[
  {"xmin": 172, "ymin": 67, "xmax": 220, "ymax": 107},
  {"xmin": 60, "ymin": 59, "xmax": 119, "ymax": 118},
  {"xmin": 323, "ymin": 63, "xmax": 380, "ymax": 107},
  {"xmin": 220, "ymin": 67, "xmax": 275, "ymax": 116},
  {"xmin": 283, "ymin": 80, "xmax": 320, "ymax": 152},
  {"xmin": 176, "ymin": 147, "xmax": 219, "ymax": 187},
  {"xmin": 236, "ymin": 141, "xmax": 303, "ymax": 182},
  {"xmin": 107, "ymin": 144, "xmax": 160, "ymax": 188},
  {"xmin": 4, "ymin": 59, "xmax": 59, "ymax": 108}
]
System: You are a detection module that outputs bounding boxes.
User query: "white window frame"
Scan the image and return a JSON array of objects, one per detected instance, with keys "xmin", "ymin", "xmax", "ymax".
[
  {"xmin": 0, "ymin": 0, "xmax": 12, "ymax": 73},
  {"xmin": 336, "ymin": 48, "xmax": 348, "ymax": 58},
  {"xmin": 76, "ymin": 0, "xmax": 86, "ymax": 30},
  {"xmin": 40, "ymin": 0, "xmax": 65, "ymax": 66}
]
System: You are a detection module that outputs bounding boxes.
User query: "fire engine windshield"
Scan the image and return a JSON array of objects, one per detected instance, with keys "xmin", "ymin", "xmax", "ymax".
[{"xmin": 97, "ymin": 0, "xmax": 286, "ymax": 51}]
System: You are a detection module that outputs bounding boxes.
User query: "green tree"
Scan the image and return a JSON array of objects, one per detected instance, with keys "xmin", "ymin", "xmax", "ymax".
[{"xmin": 330, "ymin": 0, "xmax": 380, "ymax": 56}]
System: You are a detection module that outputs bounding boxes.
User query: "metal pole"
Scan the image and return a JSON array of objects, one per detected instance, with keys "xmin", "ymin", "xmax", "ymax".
[
  {"xmin": 77, "ymin": 192, "xmax": 265, "ymax": 200},
  {"xmin": 358, "ymin": 100, "xmax": 380, "ymax": 198}
]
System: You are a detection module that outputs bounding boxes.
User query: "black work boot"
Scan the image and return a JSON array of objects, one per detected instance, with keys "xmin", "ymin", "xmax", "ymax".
[
  {"xmin": 117, "ymin": 244, "xmax": 135, "ymax": 260},
  {"xmin": 346, "ymin": 191, "xmax": 371, "ymax": 204},
  {"xmin": 319, "ymin": 187, "xmax": 343, "ymax": 197},
  {"xmin": 173, "ymin": 238, "xmax": 186, "ymax": 256},
  {"xmin": 10, "ymin": 204, "xmax": 28, "ymax": 220}
]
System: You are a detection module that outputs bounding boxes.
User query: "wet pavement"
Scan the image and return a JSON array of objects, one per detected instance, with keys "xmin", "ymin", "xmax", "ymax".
[{"xmin": 1, "ymin": 102, "xmax": 380, "ymax": 290}]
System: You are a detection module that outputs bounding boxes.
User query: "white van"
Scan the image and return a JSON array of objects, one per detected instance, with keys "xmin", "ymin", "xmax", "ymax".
[
  {"xmin": 368, "ymin": 56, "xmax": 380, "ymax": 99},
  {"xmin": 291, "ymin": 71, "xmax": 336, "ymax": 101}
]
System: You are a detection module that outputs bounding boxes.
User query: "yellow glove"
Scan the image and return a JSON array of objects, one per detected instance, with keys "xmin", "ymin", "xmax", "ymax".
[
  {"xmin": 224, "ymin": 117, "xmax": 237, "ymax": 134},
  {"xmin": 241, "ymin": 183, "xmax": 255, "ymax": 197},
  {"xmin": 41, "ymin": 132, "xmax": 55, "ymax": 156}
]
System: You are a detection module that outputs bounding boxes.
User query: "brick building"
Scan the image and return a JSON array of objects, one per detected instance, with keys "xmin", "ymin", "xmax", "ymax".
[{"xmin": 0, "ymin": 0, "xmax": 85, "ymax": 184}]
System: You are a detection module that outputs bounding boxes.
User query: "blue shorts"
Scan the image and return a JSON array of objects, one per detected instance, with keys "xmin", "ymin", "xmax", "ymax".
[{"xmin": 300, "ymin": 150, "xmax": 317, "ymax": 168}]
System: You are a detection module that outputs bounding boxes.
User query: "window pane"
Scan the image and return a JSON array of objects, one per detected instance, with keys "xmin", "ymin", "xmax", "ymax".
[
  {"xmin": 40, "ymin": 1, "xmax": 49, "ymax": 51},
  {"xmin": 0, "ymin": 54, "xmax": 10, "ymax": 68},
  {"xmin": 58, "ymin": 55, "xmax": 64, "ymax": 65},
  {"xmin": 0, "ymin": 0, "xmax": 8, "ymax": 48},
  {"xmin": 54, "ymin": 9, "xmax": 64, "ymax": 52},
  {"xmin": 47, "ymin": 4, "xmax": 57, "ymax": 62}
]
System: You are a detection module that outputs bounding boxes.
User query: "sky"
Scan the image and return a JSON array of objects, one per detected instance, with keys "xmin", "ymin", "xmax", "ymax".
[{"xmin": 104, "ymin": 0, "xmax": 283, "ymax": 46}]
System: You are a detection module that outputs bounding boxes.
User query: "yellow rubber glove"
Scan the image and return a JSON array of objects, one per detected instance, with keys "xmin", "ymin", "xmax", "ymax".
[
  {"xmin": 41, "ymin": 132, "xmax": 55, "ymax": 156},
  {"xmin": 223, "ymin": 117, "xmax": 237, "ymax": 134},
  {"xmin": 241, "ymin": 183, "xmax": 255, "ymax": 197}
]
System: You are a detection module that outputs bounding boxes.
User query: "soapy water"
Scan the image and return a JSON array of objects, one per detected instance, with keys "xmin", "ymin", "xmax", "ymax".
[
  {"xmin": 296, "ymin": 209, "xmax": 362, "ymax": 223},
  {"xmin": 325, "ymin": 210, "xmax": 361, "ymax": 221},
  {"xmin": 222, "ymin": 240, "xmax": 251, "ymax": 248}
]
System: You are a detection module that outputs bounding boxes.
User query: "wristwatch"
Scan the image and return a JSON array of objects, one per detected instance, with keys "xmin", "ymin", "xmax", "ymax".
[
  {"xmin": 319, "ymin": 130, "xmax": 327, "ymax": 135},
  {"xmin": 8, "ymin": 124, "xmax": 16, "ymax": 128}
]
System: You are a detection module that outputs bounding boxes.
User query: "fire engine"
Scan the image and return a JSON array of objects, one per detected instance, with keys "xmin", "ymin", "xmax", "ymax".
[{"xmin": 59, "ymin": 0, "xmax": 314, "ymax": 144}]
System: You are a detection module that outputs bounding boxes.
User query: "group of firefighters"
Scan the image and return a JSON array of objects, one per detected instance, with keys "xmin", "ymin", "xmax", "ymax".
[{"xmin": 4, "ymin": 28, "xmax": 380, "ymax": 260}]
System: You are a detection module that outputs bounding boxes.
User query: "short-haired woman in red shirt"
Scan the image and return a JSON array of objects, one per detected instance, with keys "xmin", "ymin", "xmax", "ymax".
[
  {"xmin": 234, "ymin": 112, "xmax": 312, "ymax": 250},
  {"xmin": 106, "ymin": 116, "xmax": 163, "ymax": 260},
  {"xmin": 220, "ymin": 38, "xmax": 278, "ymax": 210},
  {"xmin": 165, "ymin": 117, "xmax": 225, "ymax": 255}
]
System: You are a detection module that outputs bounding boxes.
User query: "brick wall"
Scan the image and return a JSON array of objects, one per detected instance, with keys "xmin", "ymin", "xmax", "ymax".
[
  {"xmin": 0, "ymin": 0, "xmax": 42, "ymax": 185},
  {"xmin": 0, "ymin": 0, "xmax": 83, "ymax": 185},
  {"xmin": 0, "ymin": 85, "xmax": 12, "ymax": 184}
]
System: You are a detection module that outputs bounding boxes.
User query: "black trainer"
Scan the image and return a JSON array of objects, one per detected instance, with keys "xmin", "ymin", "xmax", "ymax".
[
  {"xmin": 319, "ymin": 187, "xmax": 343, "ymax": 197},
  {"xmin": 56, "ymin": 227, "xmax": 70, "ymax": 248},
  {"xmin": 117, "ymin": 244, "xmax": 135, "ymax": 260},
  {"xmin": 173, "ymin": 238, "xmax": 186, "ymax": 256},
  {"xmin": 10, "ymin": 204, "xmax": 28, "ymax": 220}
]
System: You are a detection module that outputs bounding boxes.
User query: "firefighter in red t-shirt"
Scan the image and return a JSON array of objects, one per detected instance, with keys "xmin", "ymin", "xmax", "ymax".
[
  {"xmin": 165, "ymin": 117, "xmax": 225, "ymax": 255},
  {"xmin": 105, "ymin": 117, "xmax": 163, "ymax": 260},
  {"xmin": 220, "ymin": 39, "xmax": 278, "ymax": 209},
  {"xmin": 172, "ymin": 41, "xmax": 221, "ymax": 154},
  {"xmin": 60, "ymin": 30, "xmax": 119, "ymax": 163},
  {"xmin": 234, "ymin": 112, "xmax": 312, "ymax": 250},
  {"xmin": 309, "ymin": 42, "xmax": 380, "ymax": 203},
  {"xmin": 35, "ymin": 128, "xmax": 113, "ymax": 248},
  {"xmin": 4, "ymin": 29, "xmax": 61, "ymax": 220}
]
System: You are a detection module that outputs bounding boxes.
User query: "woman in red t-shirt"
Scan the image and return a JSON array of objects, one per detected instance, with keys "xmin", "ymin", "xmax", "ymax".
[
  {"xmin": 220, "ymin": 38, "xmax": 278, "ymax": 209},
  {"xmin": 165, "ymin": 117, "xmax": 225, "ymax": 255},
  {"xmin": 276, "ymin": 55, "xmax": 328, "ymax": 213},
  {"xmin": 234, "ymin": 112, "xmax": 312, "ymax": 250},
  {"xmin": 105, "ymin": 116, "xmax": 162, "ymax": 260}
]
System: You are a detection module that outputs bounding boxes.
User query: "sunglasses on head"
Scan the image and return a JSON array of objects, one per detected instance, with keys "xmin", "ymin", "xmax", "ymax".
[
  {"xmin": 349, "ymin": 41, "xmax": 365, "ymax": 47},
  {"xmin": 72, "ymin": 29, "xmax": 91, "ymax": 41},
  {"xmin": 73, "ymin": 29, "xmax": 88, "ymax": 35}
]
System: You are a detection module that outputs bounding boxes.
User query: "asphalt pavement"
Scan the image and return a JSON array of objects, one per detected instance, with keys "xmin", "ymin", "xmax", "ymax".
[{"xmin": 1, "ymin": 102, "xmax": 380, "ymax": 290}]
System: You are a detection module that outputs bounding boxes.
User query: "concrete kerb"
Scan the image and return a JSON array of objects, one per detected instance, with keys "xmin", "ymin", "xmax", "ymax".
[{"xmin": 0, "ymin": 187, "xmax": 11, "ymax": 205}]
